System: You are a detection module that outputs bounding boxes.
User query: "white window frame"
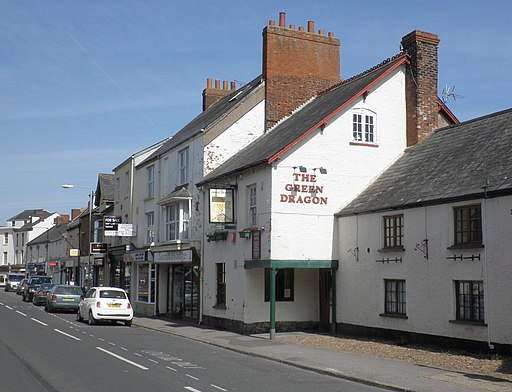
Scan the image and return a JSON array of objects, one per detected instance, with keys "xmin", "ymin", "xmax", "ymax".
[
  {"xmin": 179, "ymin": 148, "xmax": 189, "ymax": 184},
  {"xmin": 125, "ymin": 171, "xmax": 130, "ymax": 197},
  {"xmin": 352, "ymin": 108, "xmax": 376, "ymax": 144},
  {"xmin": 147, "ymin": 165, "xmax": 155, "ymax": 199},
  {"xmin": 146, "ymin": 212, "xmax": 154, "ymax": 244},
  {"xmin": 164, "ymin": 201, "xmax": 190, "ymax": 242},
  {"xmin": 248, "ymin": 184, "xmax": 257, "ymax": 227}
]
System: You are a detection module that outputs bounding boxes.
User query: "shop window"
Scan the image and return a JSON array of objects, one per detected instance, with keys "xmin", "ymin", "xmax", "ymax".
[
  {"xmin": 137, "ymin": 263, "xmax": 155, "ymax": 303},
  {"xmin": 264, "ymin": 269, "xmax": 294, "ymax": 302}
]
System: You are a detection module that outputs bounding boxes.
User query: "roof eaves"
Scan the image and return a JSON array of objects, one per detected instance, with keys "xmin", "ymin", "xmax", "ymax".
[
  {"xmin": 269, "ymin": 53, "xmax": 408, "ymax": 164},
  {"xmin": 437, "ymin": 98, "xmax": 459, "ymax": 124}
]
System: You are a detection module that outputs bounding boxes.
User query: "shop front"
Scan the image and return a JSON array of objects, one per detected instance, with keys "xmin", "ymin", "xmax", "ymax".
[
  {"xmin": 124, "ymin": 250, "xmax": 155, "ymax": 317},
  {"xmin": 153, "ymin": 248, "xmax": 200, "ymax": 320}
]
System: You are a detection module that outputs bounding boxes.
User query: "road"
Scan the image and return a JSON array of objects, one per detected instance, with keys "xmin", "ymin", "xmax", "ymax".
[{"xmin": 0, "ymin": 290, "xmax": 386, "ymax": 392}]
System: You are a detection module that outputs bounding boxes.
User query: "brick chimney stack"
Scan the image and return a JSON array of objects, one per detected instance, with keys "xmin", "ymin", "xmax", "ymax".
[
  {"xmin": 55, "ymin": 214, "xmax": 70, "ymax": 225},
  {"xmin": 401, "ymin": 30, "xmax": 440, "ymax": 146},
  {"xmin": 202, "ymin": 77, "xmax": 237, "ymax": 111},
  {"xmin": 263, "ymin": 12, "xmax": 341, "ymax": 130}
]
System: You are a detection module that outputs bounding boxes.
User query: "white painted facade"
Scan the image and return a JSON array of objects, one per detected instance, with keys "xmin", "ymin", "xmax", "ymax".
[
  {"xmin": 202, "ymin": 67, "xmax": 410, "ymax": 328},
  {"xmin": 336, "ymin": 195, "xmax": 512, "ymax": 346},
  {"xmin": 0, "ymin": 226, "xmax": 15, "ymax": 267}
]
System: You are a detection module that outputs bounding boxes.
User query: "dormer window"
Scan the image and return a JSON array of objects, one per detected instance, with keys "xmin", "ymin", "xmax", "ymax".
[{"xmin": 352, "ymin": 109, "xmax": 377, "ymax": 145}]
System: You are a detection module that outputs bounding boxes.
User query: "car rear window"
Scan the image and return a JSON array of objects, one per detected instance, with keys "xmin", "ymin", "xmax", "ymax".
[
  {"xmin": 55, "ymin": 286, "xmax": 82, "ymax": 295},
  {"xmin": 99, "ymin": 290, "xmax": 126, "ymax": 299}
]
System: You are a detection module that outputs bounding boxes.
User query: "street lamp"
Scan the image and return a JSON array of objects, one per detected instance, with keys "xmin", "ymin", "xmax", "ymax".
[{"xmin": 62, "ymin": 184, "xmax": 95, "ymax": 288}]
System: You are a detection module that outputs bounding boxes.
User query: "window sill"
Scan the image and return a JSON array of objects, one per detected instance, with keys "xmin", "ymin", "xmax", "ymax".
[
  {"xmin": 447, "ymin": 244, "xmax": 484, "ymax": 250},
  {"xmin": 144, "ymin": 196, "xmax": 154, "ymax": 201},
  {"xmin": 379, "ymin": 313, "xmax": 408, "ymax": 319},
  {"xmin": 449, "ymin": 319, "xmax": 487, "ymax": 327},
  {"xmin": 213, "ymin": 304, "xmax": 226, "ymax": 310},
  {"xmin": 349, "ymin": 141, "xmax": 379, "ymax": 148},
  {"xmin": 378, "ymin": 246, "xmax": 405, "ymax": 253}
]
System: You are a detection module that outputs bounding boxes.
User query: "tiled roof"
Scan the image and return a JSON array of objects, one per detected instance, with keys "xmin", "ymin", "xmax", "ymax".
[
  {"xmin": 336, "ymin": 108, "xmax": 512, "ymax": 216},
  {"xmin": 8, "ymin": 209, "xmax": 52, "ymax": 222},
  {"xmin": 97, "ymin": 173, "xmax": 115, "ymax": 204},
  {"xmin": 198, "ymin": 53, "xmax": 408, "ymax": 185},
  {"xmin": 137, "ymin": 75, "xmax": 264, "ymax": 168}
]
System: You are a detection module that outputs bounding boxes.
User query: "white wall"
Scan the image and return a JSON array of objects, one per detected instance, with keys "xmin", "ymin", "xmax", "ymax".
[{"xmin": 336, "ymin": 195, "xmax": 512, "ymax": 345}]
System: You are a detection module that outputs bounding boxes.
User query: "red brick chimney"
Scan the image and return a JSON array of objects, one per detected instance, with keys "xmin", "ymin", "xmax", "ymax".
[
  {"xmin": 55, "ymin": 214, "xmax": 70, "ymax": 225},
  {"xmin": 202, "ymin": 78, "xmax": 237, "ymax": 111},
  {"xmin": 401, "ymin": 30, "xmax": 440, "ymax": 146},
  {"xmin": 71, "ymin": 208, "xmax": 83, "ymax": 220},
  {"xmin": 263, "ymin": 12, "xmax": 341, "ymax": 130}
]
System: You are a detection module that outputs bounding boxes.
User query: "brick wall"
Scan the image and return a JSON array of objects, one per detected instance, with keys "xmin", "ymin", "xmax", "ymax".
[
  {"xmin": 263, "ymin": 12, "xmax": 341, "ymax": 130},
  {"xmin": 202, "ymin": 78, "xmax": 236, "ymax": 111},
  {"xmin": 401, "ymin": 30, "xmax": 440, "ymax": 146}
]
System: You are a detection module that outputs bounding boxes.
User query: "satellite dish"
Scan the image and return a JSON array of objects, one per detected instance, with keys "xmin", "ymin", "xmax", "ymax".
[{"xmin": 442, "ymin": 84, "xmax": 464, "ymax": 104}]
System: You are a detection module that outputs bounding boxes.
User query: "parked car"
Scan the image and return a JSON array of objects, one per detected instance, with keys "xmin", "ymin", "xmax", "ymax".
[
  {"xmin": 77, "ymin": 287, "xmax": 133, "ymax": 326},
  {"xmin": 4, "ymin": 273, "xmax": 25, "ymax": 292},
  {"xmin": 22, "ymin": 276, "xmax": 52, "ymax": 302},
  {"xmin": 32, "ymin": 283, "xmax": 56, "ymax": 306},
  {"xmin": 45, "ymin": 285, "xmax": 83, "ymax": 313},
  {"xmin": 17, "ymin": 278, "xmax": 28, "ymax": 295}
]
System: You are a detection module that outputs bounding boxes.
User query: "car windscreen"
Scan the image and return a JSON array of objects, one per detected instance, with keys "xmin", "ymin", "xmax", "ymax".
[
  {"xmin": 99, "ymin": 290, "xmax": 126, "ymax": 299},
  {"xmin": 8, "ymin": 275, "xmax": 24, "ymax": 282},
  {"xmin": 55, "ymin": 286, "xmax": 82, "ymax": 295}
]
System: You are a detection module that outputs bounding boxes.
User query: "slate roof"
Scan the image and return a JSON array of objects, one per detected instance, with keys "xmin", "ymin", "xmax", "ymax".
[
  {"xmin": 198, "ymin": 53, "xmax": 409, "ymax": 185},
  {"xmin": 336, "ymin": 108, "xmax": 512, "ymax": 217},
  {"xmin": 138, "ymin": 75, "xmax": 264, "ymax": 168},
  {"xmin": 8, "ymin": 209, "xmax": 52, "ymax": 222},
  {"xmin": 27, "ymin": 222, "xmax": 69, "ymax": 245},
  {"xmin": 96, "ymin": 173, "xmax": 115, "ymax": 205}
]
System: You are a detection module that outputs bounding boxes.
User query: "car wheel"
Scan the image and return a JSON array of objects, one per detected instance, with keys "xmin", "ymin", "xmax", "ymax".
[
  {"xmin": 88, "ymin": 310, "xmax": 96, "ymax": 325},
  {"xmin": 76, "ymin": 310, "xmax": 84, "ymax": 322},
  {"xmin": 22, "ymin": 294, "xmax": 26, "ymax": 302},
  {"xmin": 124, "ymin": 320, "xmax": 132, "ymax": 327},
  {"xmin": 47, "ymin": 305, "xmax": 53, "ymax": 313}
]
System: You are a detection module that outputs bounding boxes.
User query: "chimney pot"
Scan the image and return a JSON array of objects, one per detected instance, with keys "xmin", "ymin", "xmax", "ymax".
[
  {"xmin": 223, "ymin": 80, "xmax": 228, "ymax": 90},
  {"xmin": 289, "ymin": 24, "xmax": 295, "ymax": 30},
  {"xmin": 307, "ymin": 21, "xmax": 314, "ymax": 33},
  {"xmin": 269, "ymin": 20, "xmax": 275, "ymax": 26},
  {"xmin": 279, "ymin": 12, "xmax": 286, "ymax": 27},
  {"xmin": 328, "ymin": 32, "xmax": 334, "ymax": 38},
  {"xmin": 207, "ymin": 78, "xmax": 212, "ymax": 88},
  {"xmin": 318, "ymin": 29, "xmax": 325, "ymax": 36},
  {"xmin": 230, "ymin": 81, "xmax": 236, "ymax": 90},
  {"xmin": 298, "ymin": 26, "xmax": 304, "ymax": 32},
  {"xmin": 215, "ymin": 79, "xmax": 220, "ymax": 89}
]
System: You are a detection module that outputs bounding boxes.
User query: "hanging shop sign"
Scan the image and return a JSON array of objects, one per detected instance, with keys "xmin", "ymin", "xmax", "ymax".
[
  {"xmin": 209, "ymin": 188, "xmax": 234, "ymax": 223},
  {"xmin": 279, "ymin": 173, "xmax": 328, "ymax": 205},
  {"xmin": 90, "ymin": 242, "xmax": 108, "ymax": 254}
]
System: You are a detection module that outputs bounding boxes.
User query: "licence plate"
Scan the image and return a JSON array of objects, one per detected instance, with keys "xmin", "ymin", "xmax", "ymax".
[
  {"xmin": 62, "ymin": 297, "xmax": 74, "ymax": 302},
  {"xmin": 108, "ymin": 303, "xmax": 121, "ymax": 308}
]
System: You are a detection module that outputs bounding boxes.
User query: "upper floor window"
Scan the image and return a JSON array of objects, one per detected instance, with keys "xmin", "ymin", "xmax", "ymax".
[
  {"xmin": 115, "ymin": 177, "xmax": 120, "ymax": 201},
  {"xmin": 3, "ymin": 252, "xmax": 7, "ymax": 264},
  {"xmin": 179, "ymin": 148, "xmax": 189, "ymax": 184},
  {"xmin": 352, "ymin": 109, "xmax": 376, "ymax": 144},
  {"xmin": 455, "ymin": 280, "xmax": 484, "ymax": 323},
  {"xmin": 384, "ymin": 215, "xmax": 404, "ymax": 249},
  {"xmin": 3, "ymin": 233, "xmax": 7, "ymax": 244},
  {"xmin": 21, "ymin": 233, "xmax": 25, "ymax": 246},
  {"xmin": 16, "ymin": 234, "xmax": 19, "ymax": 247},
  {"xmin": 384, "ymin": 279, "xmax": 406, "ymax": 316},
  {"xmin": 164, "ymin": 201, "xmax": 189, "ymax": 242},
  {"xmin": 125, "ymin": 171, "xmax": 130, "ymax": 197},
  {"xmin": 454, "ymin": 205, "xmax": 482, "ymax": 246},
  {"xmin": 147, "ymin": 165, "xmax": 155, "ymax": 199},
  {"xmin": 146, "ymin": 212, "xmax": 154, "ymax": 245},
  {"xmin": 248, "ymin": 184, "xmax": 257, "ymax": 227}
]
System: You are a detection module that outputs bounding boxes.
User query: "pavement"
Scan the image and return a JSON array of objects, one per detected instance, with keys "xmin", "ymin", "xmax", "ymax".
[{"xmin": 132, "ymin": 316, "xmax": 512, "ymax": 392}]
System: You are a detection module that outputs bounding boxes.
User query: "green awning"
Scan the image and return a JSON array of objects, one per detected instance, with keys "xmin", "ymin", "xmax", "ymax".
[{"xmin": 244, "ymin": 259, "xmax": 338, "ymax": 269}]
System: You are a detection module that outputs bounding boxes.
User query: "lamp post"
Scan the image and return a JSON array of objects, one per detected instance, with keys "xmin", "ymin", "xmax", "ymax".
[{"xmin": 62, "ymin": 184, "xmax": 94, "ymax": 288}]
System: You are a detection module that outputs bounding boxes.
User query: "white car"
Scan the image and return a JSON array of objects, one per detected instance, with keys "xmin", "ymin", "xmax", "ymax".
[{"xmin": 77, "ymin": 287, "xmax": 133, "ymax": 326}]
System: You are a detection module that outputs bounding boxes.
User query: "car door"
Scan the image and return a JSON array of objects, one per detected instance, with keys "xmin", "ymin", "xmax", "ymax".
[{"xmin": 81, "ymin": 288, "xmax": 96, "ymax": 317}]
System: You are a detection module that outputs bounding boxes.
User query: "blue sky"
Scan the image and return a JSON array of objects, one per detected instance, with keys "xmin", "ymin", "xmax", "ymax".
[{"xmin": 1, "ymin": 0, "xmax": 511, "ymax": 224}]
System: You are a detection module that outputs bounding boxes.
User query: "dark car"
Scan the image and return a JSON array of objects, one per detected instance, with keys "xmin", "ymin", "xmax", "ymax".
[
  {"xmin": 5, "ymin": 273, "xmax": 25, "ymax": 292},
  {"xmin": 46, "ymin": 285, "xmax": 83, "ymax": 313},
  {"xmin": 32, "ymin": 283, "xmax": 56, "ymax": 306},
  {"xmin": 22, "ymin": 276, "xmax": 52, "ymax": 302},
  {"xmin": 17, "ymin": 278, "xmax": 28, "ymax": 295}
]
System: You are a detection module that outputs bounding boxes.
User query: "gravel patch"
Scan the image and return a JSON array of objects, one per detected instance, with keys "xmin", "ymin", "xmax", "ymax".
[{"xmin": 276, "ymin": 334, "xmax": 512, "ymax": 381}]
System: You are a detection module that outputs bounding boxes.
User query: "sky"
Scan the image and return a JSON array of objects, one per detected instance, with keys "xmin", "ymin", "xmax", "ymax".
[{"xmin": 1, "ymin": 0, "xmax": 511, "ymax": 224}]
